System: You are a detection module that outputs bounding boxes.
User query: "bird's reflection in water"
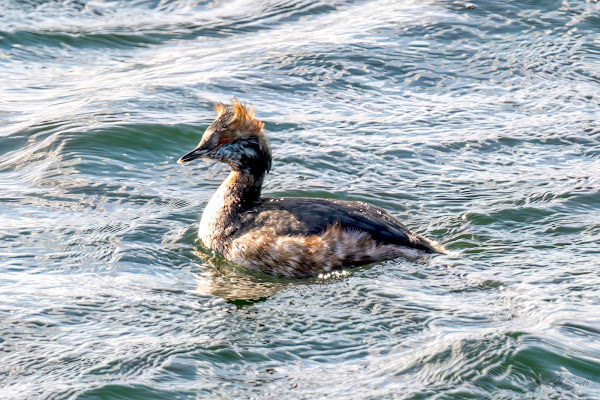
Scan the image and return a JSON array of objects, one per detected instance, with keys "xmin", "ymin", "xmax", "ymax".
[
  {"xmin": 191, "ymin": 247, "xmax": 291, "ymax": 306},
  {"xmin": 191, "ymin": 247, "xmax": 355, "ymax": 306}
]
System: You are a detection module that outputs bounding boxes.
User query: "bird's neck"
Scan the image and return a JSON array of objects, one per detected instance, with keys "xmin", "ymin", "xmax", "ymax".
[
  {"xmin": 199, "ymin": 168, "xmax": 266, "ymax": 252},
  {"xmin": 218, "ymin": 168, "xmax": 266, "ymax": 208},
  {"xmin": 199, "ymin": 134, "xmax": 272, "ymax": 253}
]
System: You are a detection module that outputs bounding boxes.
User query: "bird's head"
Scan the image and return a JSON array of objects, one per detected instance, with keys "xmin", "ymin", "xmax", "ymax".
[{"xmin": 178, "ymin": 100, "xmax": 271, "ymax": 175}]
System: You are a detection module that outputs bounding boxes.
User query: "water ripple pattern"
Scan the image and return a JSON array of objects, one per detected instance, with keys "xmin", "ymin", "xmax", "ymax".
[{"xmin": 1, "ymin": 0, "xmax": 599, "ymax": 398}]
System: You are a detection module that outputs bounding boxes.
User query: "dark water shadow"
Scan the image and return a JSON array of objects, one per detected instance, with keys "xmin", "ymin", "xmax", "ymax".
[
  {"xmin": 191, "ymin": 247, "xmax": 292, "ymax": 306},
  {"xmin": 190, "ymin": 246, "xmax": 360, "ymax": 307}
]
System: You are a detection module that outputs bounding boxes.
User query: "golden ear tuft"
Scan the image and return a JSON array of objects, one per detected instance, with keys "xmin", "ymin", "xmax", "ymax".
[
  {"xmin": 230, "ymin": 98, "xmax": 264, "ymax": 134},
  {"xmin": 214, "ymin": 103, "xmax": 227, "ymax": 117}
]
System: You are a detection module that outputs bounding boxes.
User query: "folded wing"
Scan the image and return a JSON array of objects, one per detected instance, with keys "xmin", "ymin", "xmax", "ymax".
[{"xmin": 236, "ymin": 197, "xmax": 441, "ymax": 253}]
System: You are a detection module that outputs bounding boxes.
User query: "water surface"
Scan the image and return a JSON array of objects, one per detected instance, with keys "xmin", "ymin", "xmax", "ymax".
[{"xmin": 1, "ymin": 0, "xmax": 600, "ymax": 398}]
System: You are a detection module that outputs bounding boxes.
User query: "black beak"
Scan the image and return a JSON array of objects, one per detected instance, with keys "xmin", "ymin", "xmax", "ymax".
[{"xmin": 177, "ymin": 147, "xmax": 209, "ymax": 164}]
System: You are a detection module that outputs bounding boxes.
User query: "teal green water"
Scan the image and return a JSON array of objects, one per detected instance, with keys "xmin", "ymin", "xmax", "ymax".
[{"xmin": 1, "ymin": 0, "xmax": 600, "ymax": 399}]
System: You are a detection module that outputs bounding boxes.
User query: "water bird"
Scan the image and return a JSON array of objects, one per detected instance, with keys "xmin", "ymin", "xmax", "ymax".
[{"xmin": 178, "ymin": 100, "xmax": 445, "ymax": 278}]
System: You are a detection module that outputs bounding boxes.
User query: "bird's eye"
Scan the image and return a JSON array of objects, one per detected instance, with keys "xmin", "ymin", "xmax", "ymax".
[{"xmin": 219, "ymin": 137, "xmax": 230, "ymax": 145}]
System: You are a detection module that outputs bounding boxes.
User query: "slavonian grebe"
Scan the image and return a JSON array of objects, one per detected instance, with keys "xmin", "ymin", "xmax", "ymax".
[{"xmin": 178, "ymin": 100, "xmax": 445, "ymax": 278}]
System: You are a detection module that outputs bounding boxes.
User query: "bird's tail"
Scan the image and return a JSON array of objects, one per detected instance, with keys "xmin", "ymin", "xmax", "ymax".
[{"xmin": 413, "ymin": 234, "xmax": 447, "ymax": 254}]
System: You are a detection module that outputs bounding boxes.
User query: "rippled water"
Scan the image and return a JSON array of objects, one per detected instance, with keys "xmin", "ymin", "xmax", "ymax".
[{"xmin": 1, "ymin": 0, "xmax": 600, "ymax": 398}]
